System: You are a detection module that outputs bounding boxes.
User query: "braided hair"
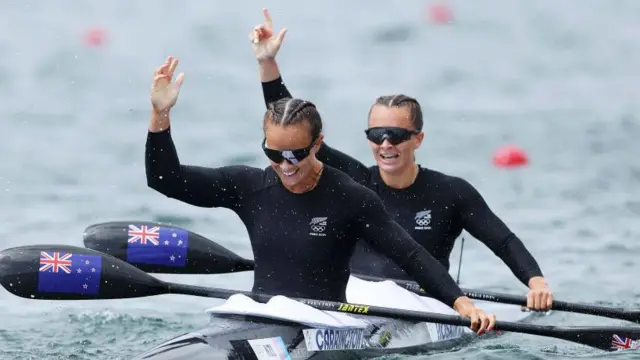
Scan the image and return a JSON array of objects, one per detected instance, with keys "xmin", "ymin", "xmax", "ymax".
[
  {"xmin": 368, "ymin": 94, "xmax": 423, "ymax": 131},
  {"xmin": 263, "ymin": 98, "xmax": 323, "ymax": 140}
]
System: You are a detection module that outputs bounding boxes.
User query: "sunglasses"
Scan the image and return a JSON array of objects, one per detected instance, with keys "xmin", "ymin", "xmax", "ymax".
[
  {"xmin": 364, "ymin": 127, "xmax": 420, "ymax": 145},
  {"xmin": 261, "ymin": 137, "xmax": 318, "ymax": 165}
]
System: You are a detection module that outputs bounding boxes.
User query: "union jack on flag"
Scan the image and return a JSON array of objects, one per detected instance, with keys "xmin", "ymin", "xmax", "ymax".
[
  {"xmin": 127, "ymin": 225, "xmax": 160, "ymax": 245},
  {"xmin": 39, "ymin": 252, "xmax": 72, "ymax": 274},
  {"xmin": 611, "ymin": 334, "xmax": 636, "ymax": 350}
]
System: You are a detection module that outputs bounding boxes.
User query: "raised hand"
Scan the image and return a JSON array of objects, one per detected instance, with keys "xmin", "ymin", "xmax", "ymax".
[
  {"xmin": 249, "ymin": 8, "xmax": 288, "ymax": 61},
  {"xmin": 150, "ymin": 56, "xmax": 185, "ymax": 113}
]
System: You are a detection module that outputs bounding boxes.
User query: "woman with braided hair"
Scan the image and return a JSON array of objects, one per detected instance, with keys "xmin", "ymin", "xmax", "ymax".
[
  {"xmin": 145, "ymin": 56, "xmax": 497, "ymax": 334},
  {"xmin": 249, "ymin": 8, "xmax": 554, "ymax": 312}
]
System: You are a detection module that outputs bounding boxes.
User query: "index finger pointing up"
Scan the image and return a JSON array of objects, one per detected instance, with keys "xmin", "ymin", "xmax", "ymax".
[{"xmin": 263, "ymin": 8, "xmax": 273, "ymax": 30}]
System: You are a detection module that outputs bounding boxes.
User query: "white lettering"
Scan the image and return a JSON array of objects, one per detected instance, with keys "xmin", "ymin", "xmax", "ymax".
[{"xmin": 303, "ymin": 328, "xmax": 365, "ymax": 351}]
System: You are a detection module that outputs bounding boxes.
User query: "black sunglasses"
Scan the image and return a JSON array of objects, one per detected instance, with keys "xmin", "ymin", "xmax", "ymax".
[
  {"xmin": 364, "ymin": 127, "xmax": 420, "ymax": 145},
  {"xmin": 261, "ymin": 137, "xmax": 318, "ymax": 164}
]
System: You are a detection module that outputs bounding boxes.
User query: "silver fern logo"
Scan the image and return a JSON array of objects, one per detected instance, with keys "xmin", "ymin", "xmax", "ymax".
[
  {"xmin": 414, "ymin": 210, "xmax": 432, "ymax": 230},
  {"xmin": 309, "ymin": 217, "xmax": 328, "ymax": 236}
]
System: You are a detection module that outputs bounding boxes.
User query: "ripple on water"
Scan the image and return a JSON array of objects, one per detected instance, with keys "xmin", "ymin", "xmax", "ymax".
[{"xmin": 0, "ymin": 309, "xmax": 206, "ymax": 360}]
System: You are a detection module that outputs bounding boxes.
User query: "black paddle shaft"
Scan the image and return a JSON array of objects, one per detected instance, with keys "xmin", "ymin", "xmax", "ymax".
[
  {"xmin": 166, "ymin": 282, "xmax": 640, "ymax": 352},
  {"xmin": 366, "ymin": 275, "xmax": 640, "ymax": 324}
]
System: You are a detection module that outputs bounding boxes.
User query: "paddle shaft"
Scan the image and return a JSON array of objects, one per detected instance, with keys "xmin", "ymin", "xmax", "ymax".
[
  {"xmin": 356, "ymin": 275, "xmax": 640, "ymax": 324},
  {"xmin": 165, "ymin": 281, "xmax": 629, "ymax": 351},
  {"xmin": 226, "ymin": 253, "xmax": 635, "ymax": 321},
  {"xmin": 167, "ymin": 282, "xmax": 546, "ymax": 333}
]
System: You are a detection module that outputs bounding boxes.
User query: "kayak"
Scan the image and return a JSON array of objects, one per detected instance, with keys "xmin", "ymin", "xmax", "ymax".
[{"xmin": 132, "ymin": 276, "xmax": 535, "ymax": 360}]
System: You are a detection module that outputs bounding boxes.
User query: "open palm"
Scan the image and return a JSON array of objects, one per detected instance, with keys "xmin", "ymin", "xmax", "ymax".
[{"xmin": 150, "ymin": 56, "xmax": 185, "ymax": 113}]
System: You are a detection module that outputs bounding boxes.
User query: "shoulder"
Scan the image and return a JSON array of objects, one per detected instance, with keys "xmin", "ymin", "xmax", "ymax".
[
  {"xmin": 418, "ymin": 167, "xmax": 483, "ymax": 204},
  {"xmin": 418, "ymin": 167, "xmax": 475, "ymax": 189},
  {"xmin": 323, "ymin": 166, "xmax": 386, "ymax": 211},
  {"xmin": 214, "ymin": 164, "xmax": 267, "ymax": 179},
  {"xmin": 218, "ymin": 165, "xmax": 277, "ymax": 192},
  {"xmin": 324, "ymin": 166, "xmax": 380, "ymax": 197},
  {"xmin": 325, "ymin": 166, "xmax": 374, "ymax": 192}
]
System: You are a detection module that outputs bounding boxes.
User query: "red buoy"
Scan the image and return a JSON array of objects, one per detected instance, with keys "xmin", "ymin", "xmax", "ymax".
[
  {"xmin": 492, "ymin": 145, "xmax": 529, "ymax": 168},
  {"xmin": 427, "ymin": 3, "xmax": 454, "ymax": 24},
  {"xmin": 84, "ymin": 28, "xmax": 106, "ymax": 47}
]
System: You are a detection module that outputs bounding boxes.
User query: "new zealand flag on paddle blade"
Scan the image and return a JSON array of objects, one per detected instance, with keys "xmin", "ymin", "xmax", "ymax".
[
  {"xmin": 126, "ymin": 224, "xmax": 188, "ymax": 267},
  {"xmin": 38, "ymin": 251, "xmax": 102, "ymax": 295}
]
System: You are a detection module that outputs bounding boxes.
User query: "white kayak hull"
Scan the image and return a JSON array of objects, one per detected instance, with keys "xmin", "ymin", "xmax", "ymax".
[{"xmin": 133, "ymin": 277, "xmax": 535, "ymax": 360}]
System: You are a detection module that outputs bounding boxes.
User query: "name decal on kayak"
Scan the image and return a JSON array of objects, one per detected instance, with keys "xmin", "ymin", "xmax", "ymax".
[
  {"xmin": 337, "ymin": 303, "xmax": 369, "ymax": 314},
  {"xmin": 303, "ymin": 328, "xmax": 366, "ymax": 351},
  {"xmin": 435, "ymin": 323, "xmax": 465, "ymax": 341}
]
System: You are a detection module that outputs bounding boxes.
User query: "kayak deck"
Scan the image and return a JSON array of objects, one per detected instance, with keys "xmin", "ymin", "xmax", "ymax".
[
  {"xmin": 133, "ymin": 278, "xmax": 535, "ymax": 360},
  {"xmin": 134, "ymin": 302, "xmax": 532, "ymax": 360}
]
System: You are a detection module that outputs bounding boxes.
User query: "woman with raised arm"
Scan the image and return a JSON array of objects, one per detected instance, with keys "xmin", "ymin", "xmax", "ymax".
[
  {"xmin": 249, "ymin": 9, "xmax": 553, "ymax": 312},
  {"xmin": 145, "ymin": 56, "xmax": 497, "ymax": 334}
]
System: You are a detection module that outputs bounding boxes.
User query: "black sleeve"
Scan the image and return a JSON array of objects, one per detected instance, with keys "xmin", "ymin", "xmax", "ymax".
[
  {"xmin": 145, "ymin": 128, "xmax": 264, "ymax": 208},
  {"xmin": 316, "ymin": 144, "xmax": 371, "ymax": 186},
  {"xmin": 354, "ymin": 190, "xmax": 465, "ymax": 307},
  {"xmin": 454, "ymin": 177, "xmax": 543, "ymax": 285},
  {"xmin": 262, "ymin": 76, "xmax": 292, "ymax": 108}
]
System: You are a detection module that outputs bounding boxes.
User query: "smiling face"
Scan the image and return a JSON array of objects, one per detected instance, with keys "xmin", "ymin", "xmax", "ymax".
[
  {"xmin": 367, "ymin": 102, "xmax": 424, "ymax": 175},
  {"xmin": 262, "ymin": 98, "xmax": 324, "ymax": 190},
  {"xmin": 263, "ymin": 121, "xmax": 323, "ymax": 188}
]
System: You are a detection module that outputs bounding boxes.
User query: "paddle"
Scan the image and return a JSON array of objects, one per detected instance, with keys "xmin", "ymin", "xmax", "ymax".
[
  {"xmin": 355, "ymin": 274, "xmax": 640, "ymax": 326},
  {"xmin": 83, "ymin": 221, "xmax": 254, "ymax": 274},
  {"xmin": 83, "ymin": 221, "xmax": 640, "ymax": 324},
  {"xmin": 2, "ymin": 244, "xmax": 639, "ymax": 352}
]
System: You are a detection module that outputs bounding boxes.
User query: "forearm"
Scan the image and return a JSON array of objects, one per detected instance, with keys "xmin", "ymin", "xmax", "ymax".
[
  {"xmin": 366, "ymin": 220, "xmax": 464, "ymax": 307},
  {"xmin": 259, "ymin": 58, "xmax": 281, "ymax": 83},
  {"xmin": 400, "ymin": 247, "xmax": 465, "ymax": 307},
  {"xmin": 262, "ymin": 75, "xmax": 292, "ymax": 107},
  {"xmin": 457, "ymin": 178, "xmax": 544, "ymax": 286},
  {"xmin": 145, "ymin": 126, "xmax": 183, "ymax": 196},
  {"xmin": 149, "ymin": 109, "xmax": 171, "ymax": 133},
  {"xmin": 494, "ymin": 234, "xmax": 544, "ymax": 287}
]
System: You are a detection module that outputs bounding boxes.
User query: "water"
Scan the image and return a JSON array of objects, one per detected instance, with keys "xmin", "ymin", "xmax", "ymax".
[{"xmin": 1, "ymin": 0, "xmax": 639, "ymax": 358}]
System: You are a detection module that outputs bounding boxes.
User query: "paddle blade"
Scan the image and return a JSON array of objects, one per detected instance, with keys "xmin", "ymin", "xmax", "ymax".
[
  {"xmin": 562, "ymin": 327, "xmax": 640, "ymax": 351},
  {"xmin": 0, "ymin": 245, "xmax": 167, "ymax": 300},
  {"xmin": 502, "ymin": 321, "xmax": 640, "ymax": 351},
  {"xmin": 83, "ymin": 221, "xmax": 255, "ymax": 274}
]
